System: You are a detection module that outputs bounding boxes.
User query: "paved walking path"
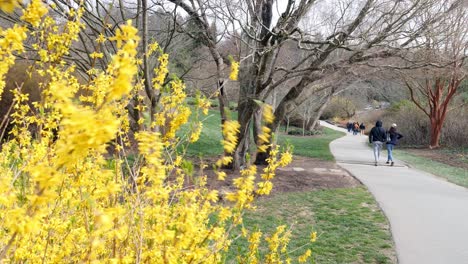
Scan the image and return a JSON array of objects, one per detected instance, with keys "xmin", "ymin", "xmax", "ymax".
[{"xmin": 320, "ymin": 121, "xmax": 468, "ymax": 264}]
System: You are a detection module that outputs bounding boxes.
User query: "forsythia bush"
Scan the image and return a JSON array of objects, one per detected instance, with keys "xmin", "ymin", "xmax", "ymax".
[{"xmin": 0, "ymin": 1, "xmax": 315, "ymax": 263}]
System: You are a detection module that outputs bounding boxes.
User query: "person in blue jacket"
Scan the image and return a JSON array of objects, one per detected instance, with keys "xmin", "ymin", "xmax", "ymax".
[{"xmin": 386, "ymin": 123, "xmax": 403, "ymax": 166}]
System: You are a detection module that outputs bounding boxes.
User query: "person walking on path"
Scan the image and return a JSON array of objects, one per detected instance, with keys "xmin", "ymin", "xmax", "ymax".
[
  {"xmin": 353, "ymin": 122, "xmax": 359, "ymax": 135},
  {"xmin": 347, "ymin": 122, "xmax": 353, "ymax": 133},
  {"xmin": 369, "ymin": 120, "xmax": 387, "ymax": 166},
  {"xmin": 359, "ymin": 123, "xmax": 365, "ymax": 135},
  {"xmin": 386, "ymin": 123, "xmax": 403, "ymax": 166}
]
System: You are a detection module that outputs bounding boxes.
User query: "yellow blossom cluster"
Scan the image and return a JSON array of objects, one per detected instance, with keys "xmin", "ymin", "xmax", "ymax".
[
  {"xmin": 154, "ymin": 78, "xmax": 191, "ymax": 142},
  {"xmin": 34, "ymin": 10, "xmax": 84, "ymax": 64},
  {"xmin": 197, "ymin": 95, "xmax": 211, "ymax": 115},
  {"xmin": 229, "ymin": 60, "xmax": 239, "ymax": 81},
  {"xmin": 265, "ymin": 225, "xmax": 292, "ymax": 262},
  {"xmin": 221, "ymin": 120, "xmax": 240, "ymax": 154},
  {"xmin": 153, "ymin": 53, "xmax": 169, "ymax": 89},
  {"xmin": 257, "ymin": 104, "xmax": 275, "ymax": 153},
  {"xmin": 21, "ymin": 0, "xmax": 48, "ymax": 27},
  {"xmin": 212, "ymin": 119, "xmax": 240, "ymax": 179},
  {"xmin": 0, "ymin": 25, "xmax": 27, "ymax": 101},
  {"xmin": 0, "ymin": 1, "xmax": 315, "ymax": 262},
  {"xmin": 0, "ymin": 0, "xmax": 19, "ymax": 13}
]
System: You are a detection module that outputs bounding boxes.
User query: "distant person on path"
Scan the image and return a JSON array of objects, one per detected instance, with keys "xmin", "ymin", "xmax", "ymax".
[
  {"xmin": 359, "ymin": 123, "xmax": 365, "ymax": 135},
  {"xmin": 353, "ymin": 122, "xmax": 359, "ymax": 135},
  {"xmin": 386, "ymin": 123, "xmax": 403, "ymax": 166},
  {"xmin": 369, "ymin": 120, "xmax": 387, "ymax": 166},
  {"xmin": 347, "ymin": 122, "xmax": 353, "ymax": 133}
]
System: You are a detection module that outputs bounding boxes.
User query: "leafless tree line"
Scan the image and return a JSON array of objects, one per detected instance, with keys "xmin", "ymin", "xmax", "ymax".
[{"xmin": 1, "ymin": 0, "xmax": 466, "ymax": 167}]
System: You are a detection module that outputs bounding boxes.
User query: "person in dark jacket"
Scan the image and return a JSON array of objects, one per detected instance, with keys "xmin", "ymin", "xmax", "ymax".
[
  {"xmin": 359, "ymin": 123, "xmax": 365, "ymax": 135},
  {"xmin": 386, "ymin": 123, "xmax": 403, "ymax": 166},
  {"xmin": 369, "ymin": 120, "xmax": 387, "ymax": 166},
  {"xmin": 347, "ymin": 122, "xmax": 353, "ymax": 133}
]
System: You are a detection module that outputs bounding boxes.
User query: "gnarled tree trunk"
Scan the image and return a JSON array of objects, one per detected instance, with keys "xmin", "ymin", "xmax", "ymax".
[{"xmin": 406, "ymin": 77, "xmax": 463, "ymax": 149}]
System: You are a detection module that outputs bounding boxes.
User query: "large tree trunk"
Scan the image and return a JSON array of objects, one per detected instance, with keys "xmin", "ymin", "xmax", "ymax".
[
  {"xmin": 429, "ymin": 117, "xmax": 443, "ymax": 149},
  {"xmin": 407, "ymin": 77, "xmax": 462, "ymax": 149},
  {"xmin": 272, "ymin": 79, "xmax": 312, "ymax": 132},
  {"xmin": 305, "ymin": 117, "xmax": 314, "ymax": 132},
  {"xmin": 217, "ymin": 80, "xmax": 228, "ymax": 124},
  {"xmin": 233, "ymin": 64, "xmax": 258, "ymax": 169},
  {"xmin": 233, "ymin": 104, "xmax": 255, "ymax": 169},
  {"xmin": 254, "ymin": 82, "xmax": 308, "ymax": 165},
  {"xmin": 308, "ymin": 92, "xmax": 334, "ymax": 131},
  {"xmin": 210, "ymin": 47, "xmax": 229, "ymax": 127},
  {"xmin": 252, "ymin": 108, "xmax": 262, "ymax": 145}
]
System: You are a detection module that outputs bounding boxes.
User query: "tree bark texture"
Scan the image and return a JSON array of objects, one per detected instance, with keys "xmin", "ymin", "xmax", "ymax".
[
  {"xmin": 141, "ymin": 0, "xmax": 159, "ymax": 131},
  {"xmin": 234, "ymin": 63, "xmax": 258, "ymax": 169},
  {"xmin": 406, "ymin": 76, "xmax": 463, "ymax": 148},
  {"xmin": 308, "ymin": 92, "xmax": 332, "ymax": 131}
]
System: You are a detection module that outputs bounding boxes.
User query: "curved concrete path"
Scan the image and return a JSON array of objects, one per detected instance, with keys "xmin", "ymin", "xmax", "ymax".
[{"xmin": 320, "ymin": 121, "xmax": 468, "ymax": 264}]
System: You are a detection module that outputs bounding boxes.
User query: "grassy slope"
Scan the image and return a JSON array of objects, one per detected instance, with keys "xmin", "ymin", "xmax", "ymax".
[
  {"xmin": 395, "ymin": 149, "xmax": 468, "ymax": 188},
  {"xmin": 228, "ymin": 188, "xmax": 394, "ymax": 263}
]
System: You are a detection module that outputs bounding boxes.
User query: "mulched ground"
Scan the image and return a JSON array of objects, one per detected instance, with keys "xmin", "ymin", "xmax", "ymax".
[{"xmin": 204, "ymin": 156, "xmax": 361, "ymax": 196}]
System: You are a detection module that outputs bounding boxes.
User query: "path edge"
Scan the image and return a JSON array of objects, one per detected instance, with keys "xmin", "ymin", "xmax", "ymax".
[{"xmin": 330, "ymin": 133, "xmax": 401, "ymax": 264}]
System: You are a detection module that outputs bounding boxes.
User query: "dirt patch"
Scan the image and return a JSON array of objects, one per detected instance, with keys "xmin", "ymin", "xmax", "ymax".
[
  {"xmin": 204, "ymin": 156, "xmax": 361, "ymax": 195},
  {"xmin": 403, "ymin": 148, "xmax": 468, "ymax": 170}
]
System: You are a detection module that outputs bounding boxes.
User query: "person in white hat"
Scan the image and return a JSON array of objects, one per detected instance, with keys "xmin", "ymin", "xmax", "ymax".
[{"xmin": 386, "ymin": 123, "xmax": 403, "ymax": 166}]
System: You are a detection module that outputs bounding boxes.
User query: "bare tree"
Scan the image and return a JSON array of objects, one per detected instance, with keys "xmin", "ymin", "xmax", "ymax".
[
  {"xmin": 401, "ymin": 6, "xmax": 467, "ymax": 148},
  {"xmin": 253, "ymin": 0, "xmax": 464, "ymax": 164},
  {"xmin": 167, "ymin": 0, "xmax": 234, "ymax": 127}
]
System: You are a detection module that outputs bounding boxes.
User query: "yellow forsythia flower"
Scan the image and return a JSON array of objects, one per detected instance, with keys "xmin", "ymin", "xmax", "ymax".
[
  {"xmin": 0, "ymin": 25, "xmax": 27, "ymax": 101},
  {"xmin": 263, "ymin": 104, "xmax": 275, "ymax": 124},
  {"xmin": 229, "ymin": 60, "xmax": 239, "ymax": 81},
  {"xmin": 0, "ymin": 0, "xmax": 19, "ymax": 12},
  {"xmin": 90, "ymin": 52, "xmax": 104, "ymax": 59},
  {"xmin": 216, "ymin": 171, "xmax": 227, "ymax": 181},
  {"xmin": 279, "ymin": 151, "xmax": 293, "ymax": 167},
  {"xmin": 96, "ymin": 33, "xmax": 106, "ymax": 43},
  {"xmin": 221, "ymin": 120, "xmax": 240, "ymax": 153},
  {"xmin": 21, "ymin": 0, "xmax": 48, "ymax": 27},
  {"xmin": 148, "ymin": 41, "xmax": 160, "ymax": 55},
  {"xmin": 310, "ymin": 231, "xmax": 317, "ymax": 242},
  {"xmin": 256, "ymin": 181, "xmax": 273, "ymax": 195},
  {"xmin": 153, "ymin": 53, "xmax": 169, "ymax": 86},
  {"xmin": 298, "ymin": 249, "xmax": 312, "ymax": 263}
]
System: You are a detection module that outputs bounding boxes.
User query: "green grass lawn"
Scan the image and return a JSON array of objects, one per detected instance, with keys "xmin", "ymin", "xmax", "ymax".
[
  {"xmin": 395, "ymin": 149, "xmax": 468, "ymax": 188},
  {"xmin": 278, "ymin": 129, "xmax": 345, "ymax": 161},
  {"xmin": 182, "ymin": 111, "xmax": 224, "ymax": 157},
  {"xmin": 181, "ymin": 109, "xmax": 344, "ymax": 160},
  {"xmin": 227, "ymin": 187, "xmax": 395, "ymax": 263}
]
